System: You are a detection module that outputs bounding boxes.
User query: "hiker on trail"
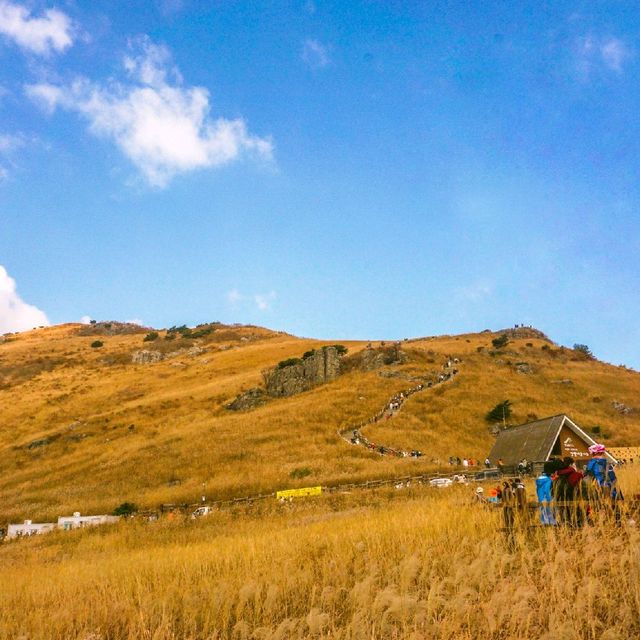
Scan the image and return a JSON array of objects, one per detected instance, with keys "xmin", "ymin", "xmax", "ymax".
[
  {"xmin": 473, "ymin": 487, "xmax": 487, "ymax": 504},
  {"xmin": 484, "ymin": 458, "xmax": 491, "ymax": 468},
  {"xmin": 535, "ymin": 463, "xmax": 556, "ymax": 525},
  {"xmin": 553, "ymin": 457, "xmax": 585, "ymax": 527}
]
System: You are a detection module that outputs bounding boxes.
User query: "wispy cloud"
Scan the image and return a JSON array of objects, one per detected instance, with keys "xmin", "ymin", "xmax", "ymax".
[
  {"xmin": 226, "ymin": 289, "xmax": 277, "ymax": 312},
  {"xmin": 0, "ymin": 132, "xmax": 24, "ymax": 181},
  {"xmin": 254, "ymin": 291, "xmax": 276, "ymax": 311},
  {"xmin": 302, "ymin": 38, "xmax": 330, "ymax": 69},
  {"xmin": 226, "ymin": 289, "xmax": 243, "ymax": 305},
  {"xmin": 600, "ymin": 38, "xmax": 629, "ymax": 72},
  {"xmin": 0, "ymin": 133, "xmax": 22, "ymax": 151},
  {"xmin": 26, "ymin": 37, "xmax": 274, "ymax": 187},
  {"xmin": 0, "ymin": 0, "xmax": 73, "ymax": 55},
  {"xmin": 0, "ymin": 265, "xmax": 49, "ymax": 333},
  {"xmin": 575, "ymin": 35, "xmax": 631, "ymax": 77},
  {"xmin": 79, "ymin": 315, "xmax": 92, "ymax": 324},
  {"xmin": 455, "ymin": 281, "xmax": 493, "ymax": 303}
]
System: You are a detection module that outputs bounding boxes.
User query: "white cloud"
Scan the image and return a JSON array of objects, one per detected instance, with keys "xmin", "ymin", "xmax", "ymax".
[
  {"xmin": 0, "ymin": 265, "xmax": 49, "ymax": 333},
  {"xmin": 0, "ymin": 133, "xmax": 23, "ymax": 151},
  {"xmin": 26, "ymin": 38, "xmax": 273, "ymax": 187},
  {"xmin": 226, "ymin": 289, "xmax": 276, "ymax": 311},
  {"xmin": 600, "ymin": 38, "xmax": 629, "ymax": 72},
  {"xmin": 0, "ymin": 132, "xmax": 24, "ymax": 181},
  {"xmin": 126, "ymin": 318, "xmax": 143, "ymax": 326},
  {"xmin": 254, "ymin": 291, "xmax": 276, "ymax": 311},
  {"xmin": 0, "ymin": 0, "xmax": 73, "ymax": 55},
  {"xmin": 455, "ymin": 281, "xmax": 493, "ymax": 303},
  {"xmin": 302, "ymin": 38, "xmax": 330, "ymax": 69},
  {"xmin": 158, "ymin": 0, "xmax": 185, "ymax": 16},
  {"xmin": 226, "ymin": 289, "xmax": 243, "ymax": 305},
  {"xmin": 575, "ymin": 35, "xmax": 631, "ymax": 77},
  {"xmin": 79, "ymin": 315, "xmax": 92, "ymax": 324}
]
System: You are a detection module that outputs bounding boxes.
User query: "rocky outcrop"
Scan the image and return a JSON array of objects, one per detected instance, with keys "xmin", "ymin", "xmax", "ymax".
[
  {"xmin": 612, "ymin": 400, "xmax": 635, "ymax": 415},
  {"xmin": 514, "ymin": 362, "xmax": 533, "ymax": 374},
  {"xmin": 77, "ymin": 321, "xmax": 147, "ymax": 336},
  {"xmin": 226, "ymin": 388, "xmax": 267, "ymax": 411},
  {"xmin": 264, "ymin": 347, "xmax": 342, "ymax": 397},
  {"xmin": 354, "ymin": 345, "xmax": 407, "ymax": 372},
  {"xmin": 500, "ymin": 327, "xmax": 549, "ymax": 341},
  {"xmin": 132, "ymin": 350, "xmax": 164, "ymax": 364}
]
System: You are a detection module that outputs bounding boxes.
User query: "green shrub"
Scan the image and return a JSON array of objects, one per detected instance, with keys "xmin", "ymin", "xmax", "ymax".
[
  {"xmin": 492, "ymin": 334, "xmax": 509, "ymax": 349},
  {"xmin": 90, "ymin": 340, "xmax": 103, "ymax": 348},
  {"xmin": 573, "ymin": 343, "xmax": 594, "ymax": 359},
  {"xmin": 112, "ymin": 502, "xmax": 137, "ymax": 516},
  {"xmin": 289, "ymin": 467, "xmax": 312, "ymax": 479},
  {"xmin": 143, "ymin": 331, "xmax": 159, "ymax": 342},
  {"xmin": 332, "ymin": 344, "xmax": 348, "ymax": 355},
  {"xmin": 486, "ymin": 400, "xmax": 512, "ymax": 423},
  {"xmin": 302, "ymin": 350, "xmax": 316, "ymax": 359},
  {"xmin": 190, "ymin": 328, "xmax": 213, "ymax": 339},
  {"xmin": 277, "ymin": 358, "xmax": 303, "ymax": 369}
]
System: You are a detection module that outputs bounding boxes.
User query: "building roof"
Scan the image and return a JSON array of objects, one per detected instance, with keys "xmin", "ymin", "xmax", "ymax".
[{"xmin": 488, "ymin": 414, "xmax": 617, "ymax": 465}]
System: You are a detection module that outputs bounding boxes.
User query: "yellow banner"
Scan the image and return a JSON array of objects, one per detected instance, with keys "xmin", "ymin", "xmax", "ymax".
[{"xmin": 276, "ymin": 486, "xmax": 322, "ymax": 499}]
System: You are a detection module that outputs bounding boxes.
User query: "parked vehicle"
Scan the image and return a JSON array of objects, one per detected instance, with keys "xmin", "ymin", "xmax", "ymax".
[
  {"xmin": 191, "ymin": 506, "xmax": 213, "ymax": 519},
  {"xmin": 429, "ymin": 477, "xmax": 453, "ymax": 488}
]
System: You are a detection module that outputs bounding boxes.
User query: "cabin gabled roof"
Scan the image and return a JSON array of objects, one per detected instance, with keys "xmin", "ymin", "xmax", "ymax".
[{"xmin": 487, "ymin": 414, "xmax": 617, "ymax": 465}]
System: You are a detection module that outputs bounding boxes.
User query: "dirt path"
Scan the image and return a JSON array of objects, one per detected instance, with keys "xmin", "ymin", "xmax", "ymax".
[{"xmin": 338, "ymin": 358, "xmax": 461, "ymax": 458}]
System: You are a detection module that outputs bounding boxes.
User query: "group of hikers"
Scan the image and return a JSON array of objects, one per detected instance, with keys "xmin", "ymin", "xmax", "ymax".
[
  {"xmin": 475, "ymin": 444, "xmax": 623, "ymax": 527},
  {"xmin": 448, "ymin": 456, "xmax": 491, "ymax": 468},
  {"xmin": 534, "ymin": 444, "xmax": 623, "ymax": 525},
  {"xmin": 345, "ymin": 357, "xmax": 461, "ymax": 458}
]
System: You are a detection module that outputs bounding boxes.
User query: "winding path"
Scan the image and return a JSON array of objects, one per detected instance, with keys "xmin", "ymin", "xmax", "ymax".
[{"xmin": 338, "ymin": 358, "xmax": 461, "ymax": 458}]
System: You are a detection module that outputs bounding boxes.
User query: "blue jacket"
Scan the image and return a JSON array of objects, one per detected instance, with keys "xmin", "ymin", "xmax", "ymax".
[
  {"xmin": 535, "ymin": 474, "xmax": 553, "ymax": 502},
  {"xmin": 585, "ymin": 457, "xmax": 616, "ymax": 487}
]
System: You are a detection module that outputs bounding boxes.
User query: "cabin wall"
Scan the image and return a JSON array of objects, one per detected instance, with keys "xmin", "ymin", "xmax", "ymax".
[{"xmin": 558, "ymin": 424, "xmax": 591, "ymax": 461}]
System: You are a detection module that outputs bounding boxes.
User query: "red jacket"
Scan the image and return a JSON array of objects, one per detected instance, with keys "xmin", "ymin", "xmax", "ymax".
[{"xmin": 554, "ymin": 467, "xmax": 584, "ymax": 488}]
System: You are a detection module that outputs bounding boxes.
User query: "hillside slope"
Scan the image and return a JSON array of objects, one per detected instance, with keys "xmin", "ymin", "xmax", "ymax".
[{"xmin": 1, "ymin": 322, "xmax": 639, "ymax": 521}]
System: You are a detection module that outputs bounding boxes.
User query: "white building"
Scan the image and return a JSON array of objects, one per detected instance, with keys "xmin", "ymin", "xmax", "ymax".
[
  {"xmin": 7, "ymin": 520, "xmax": 56, "ymax": 539},
  {"xmin": 57, "ymin": 512, "xmax": 119, "ymax": 531}
]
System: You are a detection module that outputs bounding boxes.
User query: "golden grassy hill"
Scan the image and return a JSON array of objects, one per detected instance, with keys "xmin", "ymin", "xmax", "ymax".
[{"xmin": 1, "ymin": 321, "xmax": 640, "ymax": 522}]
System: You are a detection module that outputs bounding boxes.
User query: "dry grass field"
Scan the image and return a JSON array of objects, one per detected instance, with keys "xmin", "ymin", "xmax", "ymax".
[
  {"xmin": 1, "ymin": 323, "xmax": 640, "ymax": 523},
  {"xmin": 1, "ymin": 467, "xmax": 640, "ymax": 639},
  {"xmin": 2, "ymin": 322, "xmax": 640, "ymax": 638}
]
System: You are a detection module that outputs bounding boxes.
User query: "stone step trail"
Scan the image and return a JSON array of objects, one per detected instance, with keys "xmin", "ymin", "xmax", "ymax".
[{"xmin": 338, "ymin": 358, "xmax": 461, "ymax": 458}]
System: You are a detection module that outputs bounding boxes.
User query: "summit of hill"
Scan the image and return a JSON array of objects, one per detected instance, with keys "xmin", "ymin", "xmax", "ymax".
[{"xmin": 1, "ymin": 321, "xmax": 639, "ymax": 522}]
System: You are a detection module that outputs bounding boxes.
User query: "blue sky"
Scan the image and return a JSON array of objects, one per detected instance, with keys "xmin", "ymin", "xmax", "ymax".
[{"xmin": 0, "ymin": 1, "xmax": 639, "ymax": 367}]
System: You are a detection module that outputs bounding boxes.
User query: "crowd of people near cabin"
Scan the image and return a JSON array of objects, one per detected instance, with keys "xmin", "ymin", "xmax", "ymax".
[
  {"xmin": 346, "ymin": 357, "xmax": 461, "ymax": 458},
  {"xmin": 533, "ymin": 444, "xmax": 623, "ymax": 526},
  {"xmin": 474, "ymin": 444, "xmax": 624, "ymax": 526}
]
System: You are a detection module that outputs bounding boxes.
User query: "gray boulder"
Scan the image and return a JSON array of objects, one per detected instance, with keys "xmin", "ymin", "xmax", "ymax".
[{"xmin": 132, "ymin": 350, "xmax": 164, "ymax": 364}]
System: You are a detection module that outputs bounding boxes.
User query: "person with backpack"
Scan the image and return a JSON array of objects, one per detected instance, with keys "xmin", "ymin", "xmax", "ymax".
[
  {"xmin": 553, "ymin": 457, "xmax": 585, "ymax": 527},
  {"xmin": 585, "ymin": 444, "xmax": 620, "ymax": 496},
  {"xmin": 585, "ymin": 444, "xmax": 623, "ymax": 520}
]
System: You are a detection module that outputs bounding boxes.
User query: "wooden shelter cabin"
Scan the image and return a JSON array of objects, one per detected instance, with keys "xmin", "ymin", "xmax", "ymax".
[{"xmin": 488, "ymin": 414, "xmax": 617, "ymax": 472}]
